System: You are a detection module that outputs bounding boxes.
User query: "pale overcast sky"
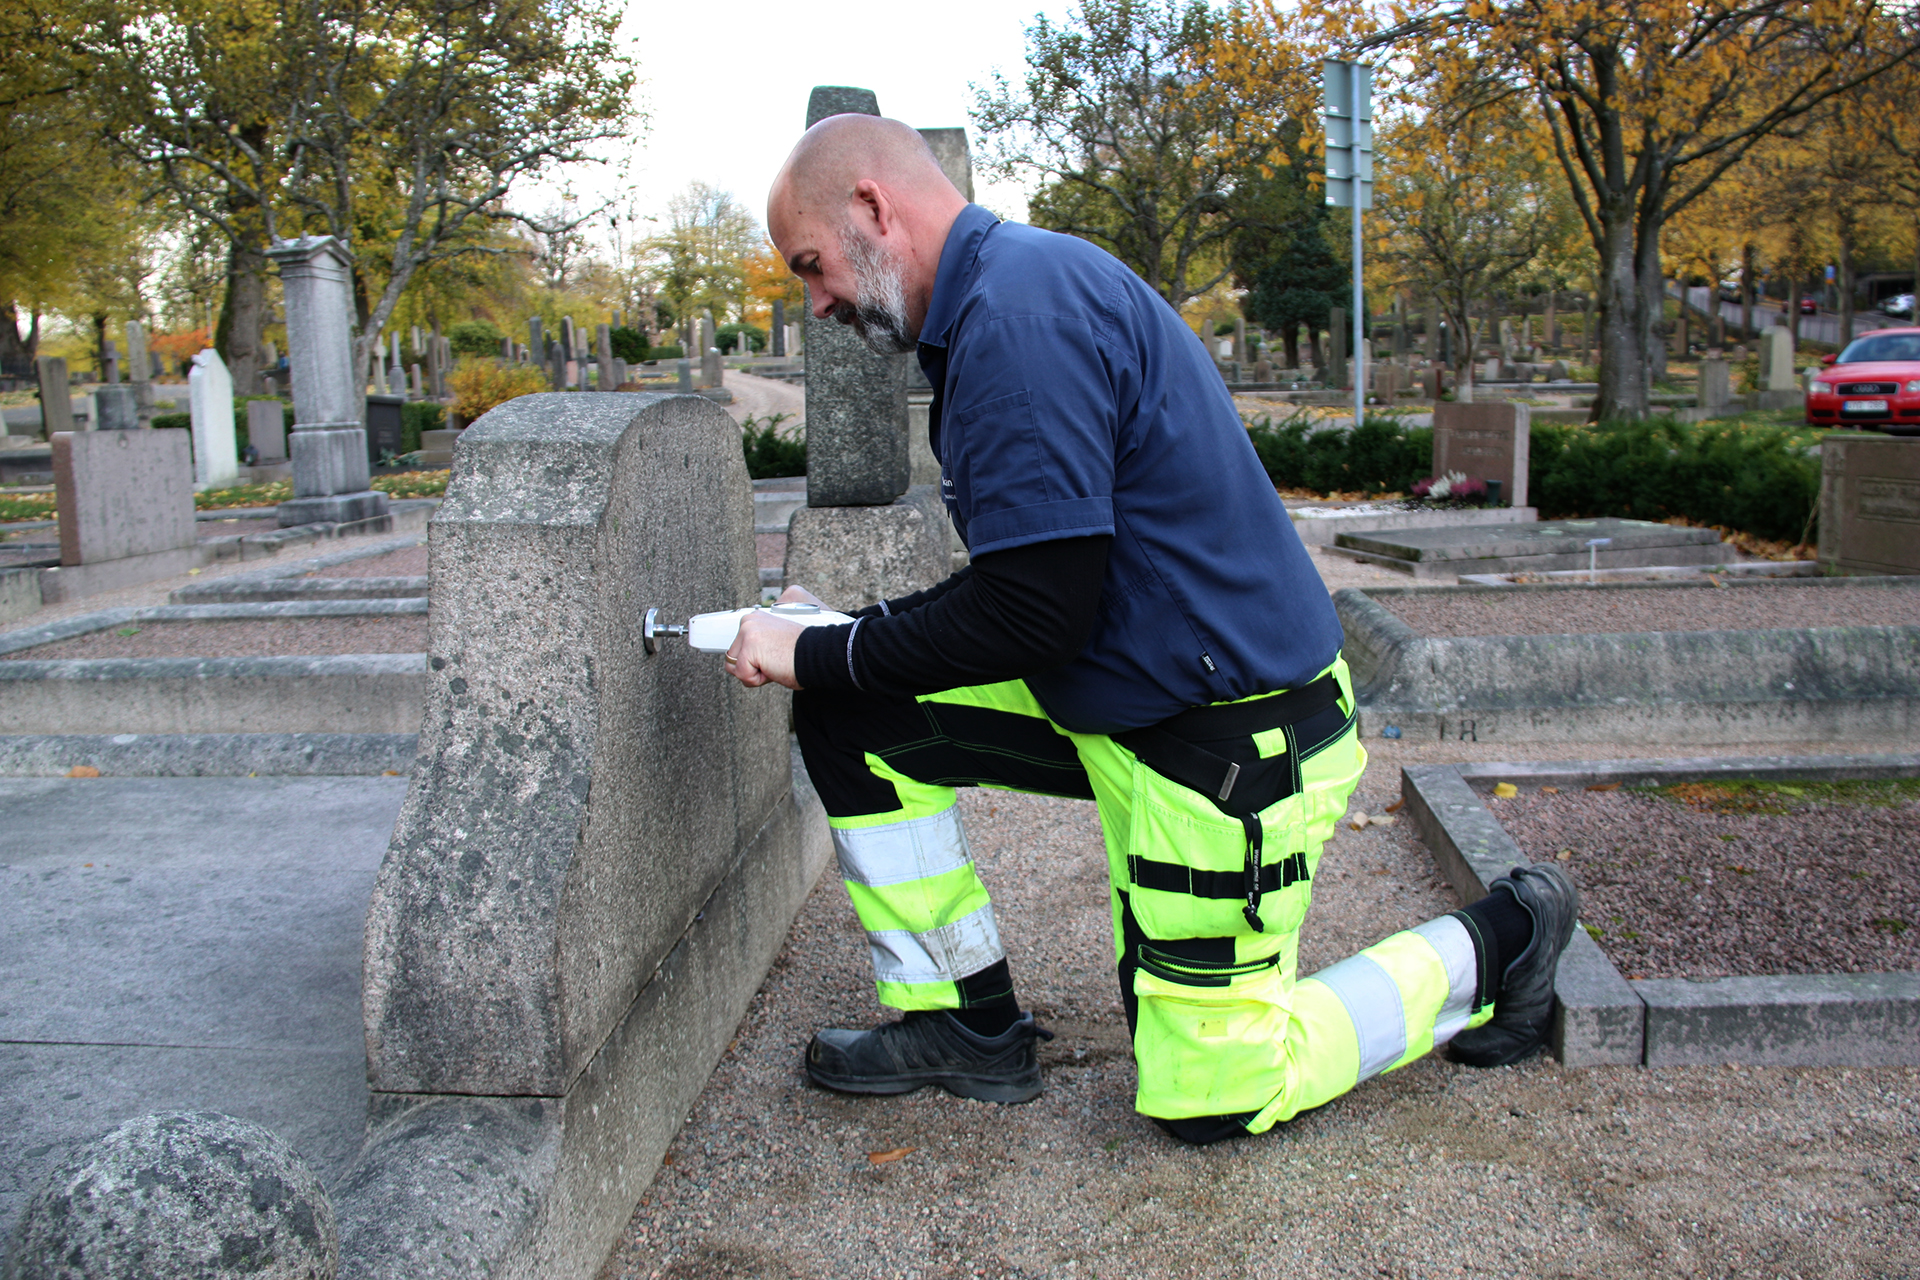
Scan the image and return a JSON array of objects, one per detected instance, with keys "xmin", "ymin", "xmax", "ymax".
[{"xmin": 551, "ymin": 0, "xmax": 1076, "ymax": 243}]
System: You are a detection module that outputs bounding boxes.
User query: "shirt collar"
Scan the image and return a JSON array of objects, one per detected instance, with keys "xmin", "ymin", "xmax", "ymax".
[{"xmin": 917, "ymin": 203, "xmax": 997, "ymax": 352}]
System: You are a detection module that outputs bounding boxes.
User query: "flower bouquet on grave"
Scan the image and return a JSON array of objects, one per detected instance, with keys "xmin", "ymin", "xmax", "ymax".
[{"xmin": 1410, "ymin": 471, "xmax": 1488, "ymax": 507}]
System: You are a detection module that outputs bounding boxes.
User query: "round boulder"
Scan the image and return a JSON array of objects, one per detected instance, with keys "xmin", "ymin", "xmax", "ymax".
[{"xmin": 7, "ymin": 1112, "xmax": 338, "ymax": 1280}]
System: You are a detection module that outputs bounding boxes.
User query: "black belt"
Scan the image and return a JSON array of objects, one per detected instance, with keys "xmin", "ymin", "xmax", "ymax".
[{"xmin": 1115, "ymin": 674, "xmax": 1347, "ymax": 933}]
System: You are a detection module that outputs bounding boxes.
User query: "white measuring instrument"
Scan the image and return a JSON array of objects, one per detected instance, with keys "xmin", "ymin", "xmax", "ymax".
[{"xmin": 642, "ymin": 602, "xmax": 854, "ymax": 654}]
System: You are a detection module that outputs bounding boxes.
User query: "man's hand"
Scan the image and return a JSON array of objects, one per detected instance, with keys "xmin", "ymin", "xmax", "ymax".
[{"xmin": 724, "ymin": 584, "xmax": 826, "ymax": 690}]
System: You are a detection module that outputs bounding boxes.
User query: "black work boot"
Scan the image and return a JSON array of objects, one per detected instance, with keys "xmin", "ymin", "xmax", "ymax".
[
  {"xmin": 1448, "ymin": 863, "xmax": 1581, "ymax": 1068},
  {"xmin": 805, "ymin": 1010, "xmax": 1052, "ymax": 1103}
]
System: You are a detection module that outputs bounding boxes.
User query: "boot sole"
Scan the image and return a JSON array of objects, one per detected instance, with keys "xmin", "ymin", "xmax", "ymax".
[{"xmin": 806, "ymin": 1064, "xmax": 1043, "ymax": 1104}]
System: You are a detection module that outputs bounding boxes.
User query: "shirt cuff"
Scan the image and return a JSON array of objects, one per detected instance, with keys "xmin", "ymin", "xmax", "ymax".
[{"xmin": 964, "ymin": 496, "xmax": 1115, "ymax": 557}]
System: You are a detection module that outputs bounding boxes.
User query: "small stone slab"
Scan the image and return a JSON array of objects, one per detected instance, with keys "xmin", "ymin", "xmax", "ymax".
[
  {"xmin": 1338, "ymin": 518, "xmax": 1721, "ymax": 566},
  {"xmin": 1636, "ymin": 973, "xmax": 1920, "ymax": 1067}
]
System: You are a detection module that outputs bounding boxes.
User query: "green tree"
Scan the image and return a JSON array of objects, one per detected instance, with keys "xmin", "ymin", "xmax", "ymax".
[{"xmin": 1241, "ymin": 212, "xmax": 1347, "ymax": 371}]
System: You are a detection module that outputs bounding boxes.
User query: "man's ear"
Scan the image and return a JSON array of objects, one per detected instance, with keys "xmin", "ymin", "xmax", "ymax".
[{"xmin": 852, "ymin": 179, "xmax": 898, "ymax": 238}]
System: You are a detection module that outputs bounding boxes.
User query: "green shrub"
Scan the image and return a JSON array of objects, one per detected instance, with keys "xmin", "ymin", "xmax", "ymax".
[
  {"xmin": 401, "ymin": 400, "xmax": 444, "ymax": 454},
  {"xmin": 610, "ymin": 326, "xmax": 648, "ymax": 362},
  {"xmin": 1244, "ymin": 414, "xmax": 1433, "ymax": 495},
  {"xmin": 447, "ymin": 319, "xmax": 505, "ymax": 357},
  {"xmin": 717, "ymin": 324, "xmax": 766, "ymax": 355},
  {"xmin": 1530, "ymin": 416, "xmax": 1821, "ymax": 543},
  {"xmin": 647, "ymin": 344, "xmax": 685, "ymax": 361},
  {"xmin": 741, "ymin": 414, "xmax": 804, "ymax": 478}
]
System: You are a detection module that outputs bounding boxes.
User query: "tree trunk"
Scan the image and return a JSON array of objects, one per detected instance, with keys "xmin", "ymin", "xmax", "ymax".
[
  {"xmin": 1281, "ymin": 322, "xmax": 1300, "ymax": 370},
  {"xmin": 1592, "ymin": 208, "xmax": 1651, "ymax": 421},
  {"xmin": 1, "ymin": 304, "xmax": 40, "ymax": 375},
  {"xmin": 1789, "ymin": 275, "xmax": 1803, "ymax": 344},
  {"xmin": 1838, "ymin": 220, "xmax": 1855, "ymax": 348},
  {"xmin": 1740, "ymin": 243, "xmax": 1756, "ymax": 340},
  {"xmin": 216, "ymin": 240, "xmax": 268, "ymax": 395}
]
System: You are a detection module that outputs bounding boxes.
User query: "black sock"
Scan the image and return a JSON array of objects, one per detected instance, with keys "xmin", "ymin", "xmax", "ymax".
[
  {"xmin": 1457, "ymin": 885, "xmax": 1534, "ymax": 1001},
  {"xmin": 948, "ymin": 960, "xmax": 1021, "ymax": 1037}
]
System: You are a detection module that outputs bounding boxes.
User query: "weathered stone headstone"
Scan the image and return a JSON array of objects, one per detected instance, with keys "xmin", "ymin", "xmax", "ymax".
[
  {"xmin": 528, "ymin": 317, "xmax": 543, "ymax": 364},
  {"xmin": 1699, "ymin": 357, "xmax": 1731, "ymax": 414},
  {"xmin": 560, "ymin": 317, "xmax": 576, "ymax": 364},
  {"xmin": 611, "ymin": 357, "xmax": 628, "ymax": 388},
  {"xmin": 188, "ymin": 349, "xmax": 239, "ymax": 489},
  {"xmin": 265, "ymin": 235, "xmax": 390, "ymax": 528},
  {"xmin": 702, "ymin": 342, "xmax": 723, "ymax": 390},
  {"xmin": 247, "ymin": 398, "xmax": 287, "ymax": 461},
  {"xmin": 102, "ymin": 338, "xmax": 120, "ymax": 385},
  {"xmin": 1482, "ymin": 356, "xmax": 1503, "ymax": 383},
  {"xmin": 410, "ymin": 363, "xmax": 424, "ymax": 399},
  {"xmin": 345, "ymin": 391, "xmax": 827, "ymax": 1278},
  {"xmin": 1254, "ymin": 358, "xmax": 1274, "ymax": 382},
  {"xmin": 95, "ymin": 384, "xmax": 138, "ymax": 431},
  {"xmin": 548, "ymin": 339, "xmax": 567, "ymax": 391},
  {"xmin": 597, "ymin": 323, "xmax": 614, "ymax": 391},
  {"xmin": 676, "ymin": 358, "xmax": 694, "ymax": 392},
  {"xmin": 1818, "ymin": 434, "xmax": 1920, "ymax": 574},
  {"xmin": 42, "ymin": 424, "xmax": 196, "ymax": 602},
  {"xmin": 771, "ymin": 299, "xmax": 787, "ymax": 357},
  {"xmin": 1547, "ymin": 359, "xmax": 1570, "ymax": 381},
  {"xmin": 124, "ymin": 321, "xmax": 155, "ymax": 426},
  {"xmin": 1760, "ymin": 326, "xmax": 1796, "ymax": 392},
  {"xmin": 1234, "ymin": 315, "xmax": 1248, "ymax": 364},
  {"xmin": 917, "ymin": 127, "xmax": 975, "ymax": 200},
  {"xmin": 35, "ymin": 357, "xmax": 74, "ymax": 436},
  {"xmin": 1432, "ymin": 401, "xmax": 1531, "ymax": 507}
]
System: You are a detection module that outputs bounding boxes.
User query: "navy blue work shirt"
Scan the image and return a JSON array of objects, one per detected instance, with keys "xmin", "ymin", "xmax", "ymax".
[{"xmin": 916, "ymin": 204, "xmax": 1344, "ymax": 735}]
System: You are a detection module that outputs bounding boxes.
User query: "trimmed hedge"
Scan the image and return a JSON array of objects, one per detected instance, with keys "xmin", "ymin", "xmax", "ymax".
[
  {"xmin": 1244, "ymin": 411, "xmax": 1823, "ymax": 543},
  {"xmin": 1244, "ymin": 414, "xmax": 1433, "ymax": 496},
  {"xmin": 1530, "ymin": 417, "xmax": 1821, "ymax": 544}
]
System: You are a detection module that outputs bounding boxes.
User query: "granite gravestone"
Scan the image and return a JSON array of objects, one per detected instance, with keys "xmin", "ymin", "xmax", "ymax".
[
  {"xmin": 1327, "ymin": 308, "xmax": 1347, "ymax": 389},
  {"xmin": 799, "ymin": 85, "xmax": 909, "ymax": 508},
  {"xmin": 1760, "ymin": 326, "xmax": 1796, "ymax": 391},
  {"xmin": 35, "ymin": 357, "xmax": 74, "ymax": 435},
  {"xmin": 1432, "ymin": 401, "xmax": 1531, "ymax": 508},
  {"xmin": 771, "ymin": 300, "xmax": 786, "ymax": 356},
  {"xmin": 265, "ymin": 235, "xmax": 390, "ymax": 528},
  {"xmin": 124, "ymin": 321, "xmax": 155, "ymax": 426},
  {"xmin": 1698, "ymin": 357, "xmax": 1731, "ymax": 414},
  {"xmin": 42, "ymin": 425, "xmax": 197, "ymax": 602},
  {"xmin": 102, "ymin": 339, "xmax": 120, "ymax": 385},
  {"xmin": 247, "ymin": 398, "xmax": 287, "ymax": 461},
  {"xmin": 366, "ymin": 394, "xmax": 405, "ymax": 463},
  {"xmin": 188, "ymin": 349, "xmax": 240, "ymax": 490},
  {"xmin": 1818, "ymin": 434, "xmax": 1920, "ymax": 574},
  {"xmin": 597, "ymin": 323, "xmax": 614, "ymax": 392},
  {"xmin": 94, "ymin": 385, "xmax": 138, "ymax": 432},
  {"xmin": 345, "ymin": 391, "xmax": 828, "ymax": 1278}
]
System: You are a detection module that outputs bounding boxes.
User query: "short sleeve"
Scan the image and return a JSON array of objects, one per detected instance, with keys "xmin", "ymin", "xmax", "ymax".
[{"xmin": 943, "ymin": 314, "xmax": 1119, "ymax": 557}]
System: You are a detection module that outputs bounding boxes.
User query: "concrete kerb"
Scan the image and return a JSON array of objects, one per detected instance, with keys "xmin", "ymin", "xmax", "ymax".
[
  {"xmin": 1337, "ymin": 579, "xmax": 1920, "ymax": 743},
  {"xmin": 1401, "ymin": 754, "xmax": 1920, "ymax": 1069},
  {"xmin": 169, "ymin": 532, "xmax": 425, "ymax": 602},
  {"xmin": 0, "ymin": 731, "xmax": 418, "ymax": 776},
  {"xmin": 0, "ymin": 597, "xmax": 429, "ymax": 658}
]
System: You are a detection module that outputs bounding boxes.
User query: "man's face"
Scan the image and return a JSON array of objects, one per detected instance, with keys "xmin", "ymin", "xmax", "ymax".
[{"xmin": 777, "ymin": 210, "xmax": 917, "ymax": 356}]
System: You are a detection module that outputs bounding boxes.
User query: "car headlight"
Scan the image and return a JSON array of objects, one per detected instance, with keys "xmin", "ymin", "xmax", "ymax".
[{"xmin": 1907, "ymin": 380, "xmax": 1920, "ymax": 393}]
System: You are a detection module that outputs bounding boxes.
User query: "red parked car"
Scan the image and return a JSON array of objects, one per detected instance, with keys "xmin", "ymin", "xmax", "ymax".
[{"xmin": 1805, "ymin": 328, "xmax": 1920, "ymax": 429}]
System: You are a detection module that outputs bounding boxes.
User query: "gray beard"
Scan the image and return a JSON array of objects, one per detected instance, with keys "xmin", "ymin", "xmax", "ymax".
[{"xmin": 836, "ymin": 224, "xmax": 916, "ymax": 355}]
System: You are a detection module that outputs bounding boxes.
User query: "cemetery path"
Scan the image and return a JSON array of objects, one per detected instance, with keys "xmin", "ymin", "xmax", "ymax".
[
  {"xmin": 604, "ymin": 734, "xmax": 1917, "ymax": 1280},
  {"xmin": 725, "ymin": 370, "xmax": 805, "ymax": 432}
]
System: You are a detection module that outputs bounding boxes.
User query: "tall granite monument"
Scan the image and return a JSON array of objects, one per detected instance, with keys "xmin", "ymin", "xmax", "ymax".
[
  {"xmin": 266, "ymin": 235, "xmax": 391, "ymax": 529},
  {"xmin": 782, "ymin": 86, "xmax": 951, "ymax": 609}
]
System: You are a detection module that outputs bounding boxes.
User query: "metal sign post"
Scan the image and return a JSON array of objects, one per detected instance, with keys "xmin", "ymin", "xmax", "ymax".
[{"xmin": 1323, "ymin": 59, "xmax": 1373, "ymax": 428}]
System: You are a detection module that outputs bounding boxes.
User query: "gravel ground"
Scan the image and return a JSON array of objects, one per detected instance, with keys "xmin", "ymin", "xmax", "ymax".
[
  {"xmin": 1380, "ymin": 582, "xmax": 1920, "ymax": 638},
  {"xmin": 196, "ymin": 516, "xmax": 280, "ymax": 540},
  {"xmin": 600, "ymin": 738, "xmax": 1920, "ymax": 1280},
  {"xmin": 1491, "ymin": 785, "xmax": 1920, "ymax": 979},
  {"xmin": 307, "ymin": 544, "xmax": 428, "ymax": 577},
  {"xmin": 2, "ymin": 615, "xmax": 427, "ymax": 659},
  {"xmin": 759, "ymin": 532, "xmax": 787, "ymax": 572}
]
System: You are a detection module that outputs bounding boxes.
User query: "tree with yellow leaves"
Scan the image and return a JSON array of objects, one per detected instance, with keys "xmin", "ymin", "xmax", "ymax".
[{"xmin": 1372, "ymin": 0, "xmax": 1920, "ymax": 418}]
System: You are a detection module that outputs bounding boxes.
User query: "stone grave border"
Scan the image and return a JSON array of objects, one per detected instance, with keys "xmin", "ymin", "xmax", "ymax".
[
  {"xmin": 1336, "ymin": 578, "xmax": 1920, "ymax": 743},
  {"xmin": 1401, "ymin": 753, "xmax": 1920, "ymax": 1068}
]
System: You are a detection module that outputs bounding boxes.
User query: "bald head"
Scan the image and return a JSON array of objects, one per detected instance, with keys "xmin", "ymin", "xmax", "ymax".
[{"xmin": 768, "ymin": 114, "xmax": 970, "ymax": 352}]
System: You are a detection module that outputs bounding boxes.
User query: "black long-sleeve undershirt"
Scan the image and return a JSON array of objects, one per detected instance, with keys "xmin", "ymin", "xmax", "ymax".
[{"xmin": 792, "ymin": 535, "xmax": 1111, "ymax": 697}]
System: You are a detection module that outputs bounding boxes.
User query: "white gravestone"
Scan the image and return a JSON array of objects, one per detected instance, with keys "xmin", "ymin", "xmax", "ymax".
[{"xmin": 188, "ymin": 349, "xmax": 240, "ymax": 490}]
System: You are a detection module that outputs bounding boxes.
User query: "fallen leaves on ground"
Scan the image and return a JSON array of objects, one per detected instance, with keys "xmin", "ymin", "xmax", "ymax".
[
  {"xmin": 66, "ymin": 765, "xmax": 100, "ymax": 778},
  {"xmin": 1586, "ymin": 782, "xmax": 1621, "ymax": 793},
  {"xmin": 1492, "ymin": 783, "xmax": 1519, "ymax": 798},
  {"xmin": 867, "ymin": 1147, "xmax": 915, "ymax": 1165}
]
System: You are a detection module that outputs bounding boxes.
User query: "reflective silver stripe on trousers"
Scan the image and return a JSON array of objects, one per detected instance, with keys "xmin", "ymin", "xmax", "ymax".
[
  {"xmin": 1310, "ymin": 953, "xmax": 1406, "ymax": 1082},
  {"xmin": 831, "ymin": 808, "xmax": 973, "ymax": 887},
  {"xmin": 866, "ymin": 904, "xmax": 1005, "ymax": 986},
  {"xmin": 1412, "ymin": 915, "xmax": 1479, "ymax": 1046}
]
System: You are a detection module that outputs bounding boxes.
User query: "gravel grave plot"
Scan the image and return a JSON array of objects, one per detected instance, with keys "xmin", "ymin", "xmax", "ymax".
[
  {"xmin": 601, "ymin": 757, "xmax": 1919, "ymax": 1280},
  {"xmin": 307, "ymin": 544, "xmax": 429, "ymax": 577},
  {"xmin": 1381, "ymin": 581, "xmax": 1920, "ymax": 637},
  {"xmin": 757, "ymin": 532, "xmax": 786, "ymax": 573},
  {"xmin": 2, "ymin": 615, "xmax": 427, "ymax": 659},
  {"xmin": 1491, "ymin": 782, "xmax": 1920, "ymax": 981}
]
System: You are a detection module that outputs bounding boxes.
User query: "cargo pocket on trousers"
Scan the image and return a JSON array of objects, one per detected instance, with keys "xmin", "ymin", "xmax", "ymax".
[{"xmin": 1130, "ymin": 945, "xmax": 1291, "ymax": 1118}]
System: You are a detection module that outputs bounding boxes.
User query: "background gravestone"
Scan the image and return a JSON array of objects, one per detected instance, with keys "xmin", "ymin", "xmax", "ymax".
[
  {"xmin": 771, "ymin": 299, "xmax": 786, "ymax": 356},
  {"xmin": 41, "ymin": 426, "xmax": 198, "ymax": 602},
  {"xmin": 266, "ymin": 235, "xmax": 390, "ymax": 529},
  {"xmin": 1432, "ymin": 401, "xmax": 1532, "ymax": 508},
  {"xmin": 1818, "ymin": 433, "xmax": 1920, "ymax": 575},
  {"xmin": 189, "ymin": 349, "xmax": 240, "ymax": 490},
  {"xmin": 249, "ymin": 398, "xmax": 288, "ymax": 462},
  {"xmin": 94, "ymin": 384, "xmax": 138, "ymax": 432},
  {"xmin": 1699, "ymin": 356, "xmax": 1730, "ymax": 414},
  {"xmin": 35, "ymin": 357, "xmax": 74, "ymax": 436},
  {"xmin": 343, "ymin": 391, "xmax": 829, "ymax": 1277}
]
